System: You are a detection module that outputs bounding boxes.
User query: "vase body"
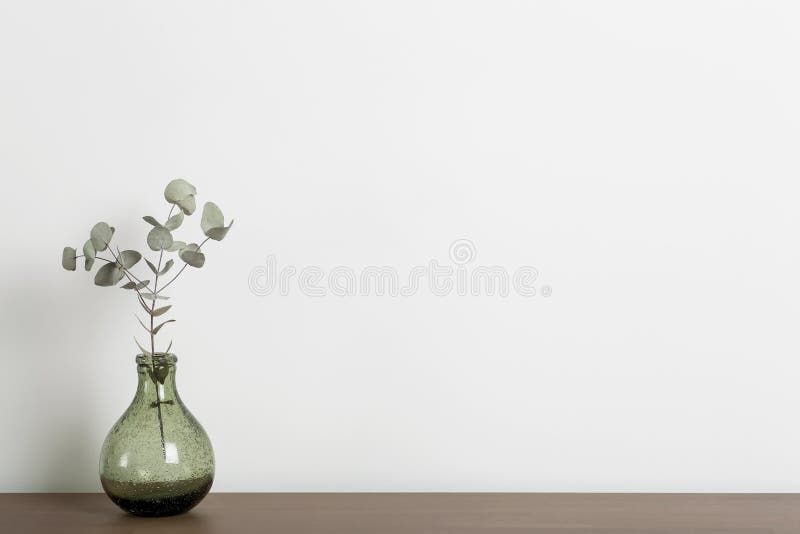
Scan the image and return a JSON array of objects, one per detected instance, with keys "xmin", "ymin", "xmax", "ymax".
[{"xmin": 99, "ymin": 354, "xmax": 214, "ymax": 516}]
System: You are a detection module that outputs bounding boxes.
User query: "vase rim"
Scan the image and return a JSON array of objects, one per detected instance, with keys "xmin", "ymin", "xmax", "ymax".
[{"xmin": 136, "ymin": 353, "xmax": 178, "ymax": 365}]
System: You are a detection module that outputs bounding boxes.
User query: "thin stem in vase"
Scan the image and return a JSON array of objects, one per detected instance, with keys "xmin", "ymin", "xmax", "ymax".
[
  {"xmin": 150, "ymin": 247, "xmax": 167, "ymax": 458},
  {"xmin": 106, "ymin": 235, "xmax": 167, "ymax": 457}
]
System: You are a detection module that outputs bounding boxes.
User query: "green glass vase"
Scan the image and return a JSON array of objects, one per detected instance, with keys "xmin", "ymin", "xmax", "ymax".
[{"xmin": 99, "ymin": 354, "xmax": 214, "ymax": 516}]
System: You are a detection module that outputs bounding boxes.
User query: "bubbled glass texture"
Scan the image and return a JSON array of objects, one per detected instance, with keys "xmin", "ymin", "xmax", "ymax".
[{"xmin": 99, "ymin": 354, "xmax": 214, "ymax": 516}]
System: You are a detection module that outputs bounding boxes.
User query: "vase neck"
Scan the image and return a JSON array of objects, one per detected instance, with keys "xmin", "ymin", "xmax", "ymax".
[{"xmin": 135, "ymin": 353, "xmax": 179, "ymax": 403}]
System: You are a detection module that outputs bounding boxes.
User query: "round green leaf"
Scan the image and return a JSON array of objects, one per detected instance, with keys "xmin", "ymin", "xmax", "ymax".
[
  {"xmin": 179, "ymin": 243, "xmax": 205, "ymax": 268},
  {"xmin": 62, "ymin": 247, "xmax": 77, "ymax": 271},
  {"xmin": 164, "ymin": 179, "xmax": 197, "ymax": 203},
  {"xmin": 201, "ymin": 202, "xmax": 232, "ymax": 241},
  {"xmin": 94, "ymin": 263, "xmax": 124, "ymax": 286},
  {"xmin": 147, "ymin": 227, "xmax": 174, "ymax": 251},
  {"xmin": 167, "ymin": 240, "xmax": 186, "ymax": 252},
  {"xmin": 207, "ymin": 220, "xmax": 233, "ymax": 241},
  {"xmin": 90, "ymin": 222, "xmax": 114, "ymax": 251},
  {"xmin": 164, "ymin": 211, "xmax": 184, "ymax": 231},
  {"xmin": 201, "ymin": 202, "xmax": 224, "ymax": 234},
  {"xmin": 175, "ymin": 194, "xmax": 196, "ymax": 215},
  {"xmin": 83, "ymin": 239, "xmax": 96, "ymax": 271},
  {"xmin": 119, "ymin": 250, "xmax": 142, "ymax": 269}
]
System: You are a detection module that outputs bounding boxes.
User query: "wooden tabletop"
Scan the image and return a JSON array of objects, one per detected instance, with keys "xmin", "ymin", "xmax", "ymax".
[{"xmin": 1, "ymin": 493, "xmax": 799, "ymax": 533}]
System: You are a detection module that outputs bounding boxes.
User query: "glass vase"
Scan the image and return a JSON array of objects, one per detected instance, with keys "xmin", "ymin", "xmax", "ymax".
[{"xmin": 99, "ymin": 353, "xmax": 214, "ymax": 516}]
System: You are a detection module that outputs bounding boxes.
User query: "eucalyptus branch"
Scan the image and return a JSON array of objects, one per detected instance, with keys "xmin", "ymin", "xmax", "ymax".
[
  {"xmin": 157, "ymin": 237, "xmax": 211, "ymax": 294},
  {"xmin": 60, "ymin": 179, "xmax": 233, "ymax": 463},
  {"xmin": 136, "ymin": 292, "xmax": 151, "ymax": 313},
  {"xmin": 156, "ymin": 265, "xmax": 187, "ymax": 295},
  {"xmin": 105, "ymin": 249, "xmax": 151, "ymax": 315},
  {"xmin": 151, "ymin": 249, "xmax": 164, "ymax": 355},
  {"xmin": 60, "ymin": 178, "xmax": 233, "ymax": 359},
  {"xmin": 125, "ymin": 270, "xmax": 154, "ymax": 293},
  {"xmin": 105, "ymin": 245, "xmax": 155, "ymax": 295}
]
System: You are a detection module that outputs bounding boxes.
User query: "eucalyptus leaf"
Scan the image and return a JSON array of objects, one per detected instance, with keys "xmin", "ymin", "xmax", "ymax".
[
  {"xmin": 201, "ymin": 202, "xmax": 233, "ymax": 241},
  {"xmin": 206, "ymin": 220, "xmax": 233, "ymax": 241},
  {"xmin": 201, "ymin": 202, "xmax": 224, "ymax": 233},
  {"xmin": 94, "ymin": 263, "xmax": 124, "ymax": 286},
  {"xmin": 152, "ymin": 319, "xmax": 176, "ymax": 335},
  {"xmin": 134, "ymin": 337, "xmax": 151, "ymax": 356},
  {"xmin": 163, "ymin": 177, "xmax": 198, "ymax": 215},
  {"xmin": 142, "ymin": 216, "xmax": 162, "ymax": 228},
  {"xmin": 159, "ymin": 259, "xmax": 174, "ymax": 275},
  {"xmin": 164, "ymin": 179, "xmax": 197, "ymax": 203},
  {"xmin": 62, "ymin": 247, "xmax": 77, "ymax": 271},
  {"xmin": 167, "ymin": 241, "xmax": 186, "ymax": 252},
  {"xmin": 181, "ymin": 251, "xmax": 205, "ymax": 267},
  {"xmin": 153, "ymin": 363, "xmax": 169, "ymax": 384},
  {"xmin": 83, "ymin": 239, "xmax": 96, "ymax": 271},
  {"xmin": 137, "ymin": 294, "xmax": 152, "ymax": 312},
  {"xmin": 164, "ymin": 211, "xmax": 184, "ymax": 231},
  {"xmin": 147, "ymin": 227, "xmax": 174, "ymax": 251},
  {"xmin": 175, "ymin": 194, "xmax": 196, "ymax": 215},
  {"xmin": 59, "ymin": 178, "xmax": 235, "ymax": 345},
  {"xmin": 122, "ymin": 280, "xmax": 150, "ymax": 290},
  {"xmin": 119, "ymin": 250, "xmax": 142, "ymax": 269},
  {"xmin": 179, "ymin": 243, "xmax": 205, "ymax": 268},
  {"xmin": 140, "ymin": 293, "xmax": 170, "ymax": 301},
  {"xmin": 152, "ymin": 305, "xmax": 172, "ymax": 317},
  {"xmin": 145, "ymin": 258, "xmax": 158, "ymax": 275},
  {"xmin": 136, "ymin": 314, "xmax": 151, "ymax": 333},
  {"xmin": 90, "ymin": 222, "xmax": 114, "ymax": 251}
]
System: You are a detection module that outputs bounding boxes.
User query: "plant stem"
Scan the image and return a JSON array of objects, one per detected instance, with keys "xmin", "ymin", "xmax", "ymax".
[
  {"xmin": 157, "ymin": 237, "xmax": 211, "ymax": 294},
  {"xmin": 105, "ymin": 237, "xmax": 167, "ymax": 457},
  {"xmin": 122, "ymin": 266, "xmax": 154, "ymax": 293},
  {"xmin": 150, "ymin": 206, "xmax": 175, "ymax": 456},
  {"xmin": 75, "ymin": 255, "xmax": 114, "ymax": 263},
  {"xmin": 103, "ymin": 248, "xmax": 149, "ymax": 299},
  {"xmin": 102, "ymin": 247, "xmax": 155, "ymax": 294},
  {"xmin": 151, "ymin": 250, "xmax": 163, "ymax": 356},
  {"xmin": 150, "ymin": 245, "xmax": 167, "ymax": 459}
]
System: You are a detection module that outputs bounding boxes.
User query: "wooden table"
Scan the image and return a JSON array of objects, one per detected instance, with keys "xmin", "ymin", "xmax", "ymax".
[{"xmin": 1, "ymin": 493, "xmax": 799, "ymax": 533}]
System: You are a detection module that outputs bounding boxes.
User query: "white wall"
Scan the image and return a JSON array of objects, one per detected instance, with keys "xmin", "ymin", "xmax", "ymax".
[{"xmin": 2, "ymin": 1, "xmax": 800, "ymax": 492}]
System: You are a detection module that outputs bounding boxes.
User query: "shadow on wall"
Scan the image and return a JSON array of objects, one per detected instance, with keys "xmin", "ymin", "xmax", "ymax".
[{"xmin": 2, "ymin": 276, "xmax": 116, "ymax": 492}]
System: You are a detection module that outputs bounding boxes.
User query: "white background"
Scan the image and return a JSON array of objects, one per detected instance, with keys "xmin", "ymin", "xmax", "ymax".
[{"xmin": 1, "ymin": 1, "xmax": 799, "ymax": 492}]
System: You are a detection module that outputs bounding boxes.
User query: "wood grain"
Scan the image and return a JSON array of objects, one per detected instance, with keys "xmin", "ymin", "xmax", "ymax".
[{"xmin": 1, "ymin": 493, "xmax": 799, "ymax": 533}]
